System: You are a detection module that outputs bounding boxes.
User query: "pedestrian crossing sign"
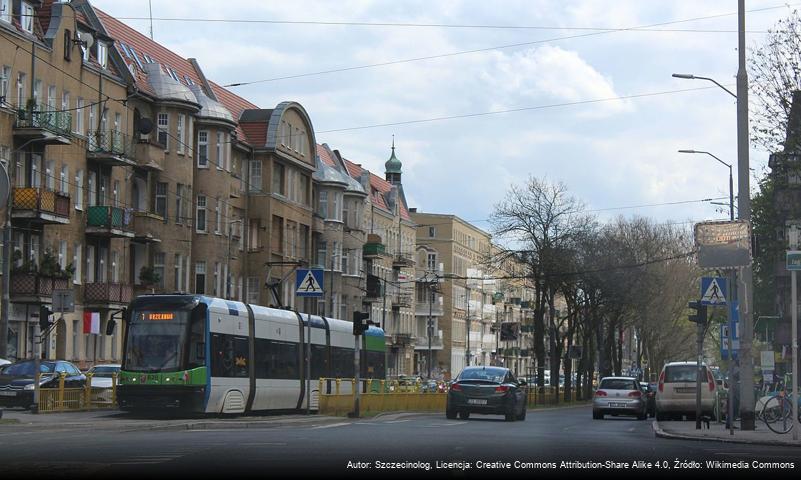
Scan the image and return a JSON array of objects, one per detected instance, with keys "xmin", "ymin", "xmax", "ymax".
[
  {"xmin": 296, "ymin": 269, "xmax": 324, "ymax": 297},
  {"xmin": 700, "ymin": 276, "xmax": 727, "ymax": 306}
]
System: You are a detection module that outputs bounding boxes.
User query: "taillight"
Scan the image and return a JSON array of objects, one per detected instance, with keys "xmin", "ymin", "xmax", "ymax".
[
  {"xmin": 450, "ymin": 383, "xmax": 462, "ymax": 392},
  {"xmin": 628, "ymin": 390, "xmax": 642, "ymax": 398},
  {"xmin": 594, "ymin": 390, "xmax": 607, "ymax": 397},
  {"xmin": 707, "ymin": 370, "xmax": 715, "ymax": 392},
  {"xmin": 495, "ymin": 385, "xmax": 510, "ymax": 393},
  {"xmin": 658, "ymin": 371, "xmax": 665, "ymax": 393}
]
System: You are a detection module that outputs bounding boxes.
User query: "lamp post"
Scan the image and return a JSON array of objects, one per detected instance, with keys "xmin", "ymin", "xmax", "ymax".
[
  {"xmin": 678, "ymin": 150, "xmax": 734, "ymax": 221},
  {"xmin": 464, "ymin": 287, "xmax": 472, "ymax": 369},
  {"xmin": 671, "ymin": 73, "xmax": 737, "ymax": 99}
]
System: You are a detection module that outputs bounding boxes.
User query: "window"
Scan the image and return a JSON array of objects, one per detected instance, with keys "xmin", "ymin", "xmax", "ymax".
[
  {"xmin": 143, "ymin": 53, "xmax": 153, "ymax": 64},
  {"xmin": 318, "ymin": 191, "xmax": 328, "ymax": 218},
  {"xmin": 316, "ymin": 241, "xmax": 327, "ymax": 269},
  {"xmin": 111, "ymin": 251, "xmax": 119, "ymax": 283},
  {"xmin": 427, "ymin": 253, "xmax": 437, "ymax": 271},
  {"xmin": 112, "ymin": 180, "xmax": 119, "ymax": 207},
  {"xmin": 216, "ymin": 132, "xmax": 223, "ymax": 170},
  {"xmin": 61, "ymin": 91, "xmax": 70, "ymax": 130},
  {"xmin": 175, "ymin": 184, "xmax": 184, "ymax": 224},
  {"xmin": 73, "ymin": 242, "xmax": 82, "ymax": 285},
  {"xmin": 213, "ymin": 262, "xmax": 221, "ymax": 296},
  {"xmin": 174, "ymin": 253, "xmax": 183, "ymax": 291},
  {"xmin": 280, "ymin": 120, "xmax": 287, "ymax": 146},
  {"xmin": 0, "ymin": 65, "xmax": 9, "ymax": 105},
  {"xmin": 249, "ymin": 159, "xmax": 261, "ymax": 192},
  {"xmin": 21, "ymin": 2, "xmax": 33, "ymax": 33},
  {"xmin": 88, "ymin": 103, "xmax": 96, "ymax": 136},
  {"xmin": 247, "ymin": 277, "xmax": 259, "ymax": 304},
  {"xmin": 59, "ymin": 165, "xmax": 68, "ymax": 194},
  {"xmin": 157, "ymin": 113, "xmax": 168, "ymax": 149},
  {"xmin": 32, "ymin": 78, "xmax": 41, "ymax": 104},
  {"xmin": 153, "ymin": 252, "xmax": 165, "ymax": 288},
  {"xmin": 214, "ymin": 198, "xmax": 221, "ymax": 234},
  {"xmin": 333, "ymin": 241, "xmax": 341, "ymax": 271},
  {"xmin": 197, "ymin": 130, "xmax": 208, "ymax": 167},
  {"xmin": 86, "ymin": 245, "xmax": 95, "ymax": 283},
  {"xmin": 46, "ymin": 85, "xmax": 56, "ymax": 111},
  {"xmin": 0, "ymin": 0, "xmax": 9, "ymax": 23},
  {"xmin": 272, "ymin": 162, "xmax": 284, "ymax": 195},
  {"xmin": 129, "ymin": 47, "xmax": 143, "ymax": 69},
  {"xmin": 75, "ymin": 98, "xmax": 84, "ymax": 134},
  {"xmin": 195, "ymin": 262, "xmax": 206, "ymax": 295},
  {"xmin": 176, "ymin": 114, "xmax": 185, "ymax": 154},
  {"xmin": 429, "ymin": 227, "xmax": 436, "ymax": 237},
  {"xmin": 155, "ymin": 182, "xmax": 167, "ymax": 218},
  {"xmin": 75, "ymin": 170, "xmax": 84, "ymax": 210},
  {"xmin": 333, "ymin": 192, "xmax": 342, "ymax": 221},
  {"xmin": 97, "ymin": 42, "xmax": 108, "ymax": 69},
  {"xmin": 196, "ymin": 195, "xmax": 206, "ymax": 232},
  {"xmin": 15, "ymin": 72, "xmax": 24, "ymax": 108},
  {"xmin": 45, "ymin": 160, "xmax": 54, "ymax": 190},
  {"xmin": 58, "ymin": 240, "xmax": 67, "ymax": 270}
]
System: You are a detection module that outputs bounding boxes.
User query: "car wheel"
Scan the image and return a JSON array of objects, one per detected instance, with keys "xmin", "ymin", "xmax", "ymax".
[
  {"xmin": 592, "ymin": 410, "xmax": 603, "ymax": 420},
  {"xmin": 446, "ymin": 408, "xmax": 457, "ymax": 420},
  {"xmin": 516, "ymin": 405, "xmax": 527, "ymax": 421},
  {"xmin": 638, "ymin": 409, "xmax": 647, "ymax": 420},
  {"xmin": 458, "ymin": 411, "xmax": 470, "ymax": 420},
  {"xmin": 505, "ymin": 411, "xmax": 515, "ymax": 422}
]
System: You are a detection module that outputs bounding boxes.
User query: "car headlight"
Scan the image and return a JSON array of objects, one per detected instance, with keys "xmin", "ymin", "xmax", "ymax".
[{"xmin": 23, "ymin": 383, "xmax": 35, "ymax": 390}]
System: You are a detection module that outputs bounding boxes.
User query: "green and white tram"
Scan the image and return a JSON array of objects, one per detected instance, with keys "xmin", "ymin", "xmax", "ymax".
[{"xmin": 118, "ymin": 295, "xmax": 386, "ymax": 414}]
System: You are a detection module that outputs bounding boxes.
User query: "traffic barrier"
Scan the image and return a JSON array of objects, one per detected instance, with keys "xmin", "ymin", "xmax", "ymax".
[
  {"xmin": 37, "ymin": 372, "xmax": 117, "ymax": 413},
  {"xmin": 317, "ymin": 378, "xmax": 447, "ymax": 416}
]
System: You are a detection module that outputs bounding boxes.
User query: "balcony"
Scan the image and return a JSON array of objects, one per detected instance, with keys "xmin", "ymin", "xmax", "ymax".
[
  {"xmin": 132, "ymin": 212, "xmax": 164, "ymax": 243},
  {"xmin": 12, "ymin": 187, "xmax": 70, "ymax": 224},
  {"xmin": 392, "ymin": 293, "xmax": 413, "ymax": 308},
  {"xmin": 392, "ymin": 333, "xmax": 414, "ymax": 345},
  {"xmin": 86, "ymin": 131, "xmax": 136, "ymax": 167},
  {"xmin": 10, "ymin": 273, "xmax": 69, "ymax": 303},
  {"xmin": 134, "ymin": 140, "xmax": 165, "ymax": 171},
  {"xmin": 84, "ymin": 283, "xmax": 133, "ymax": 309},
  {"xmin": 86, "ymin": 206, "xmax": 134, "ymax": 238},
  {"xmin": 363, "ymin": 242, "xmax": 386, "ymax": 259},
  {"xmin": 415, "ymin": 301, "xmax": 444, "ymax": 317},
  {"xmin": 13, "ymin": 105, "xmax": 72, "ymax": 144},
  {"xmin": 229, "ymin": 181, "xmax": 243, "ymax": 199},
  {"xmin": 392, "ymin": 252, "xmax": 415, "ymax": 267}
]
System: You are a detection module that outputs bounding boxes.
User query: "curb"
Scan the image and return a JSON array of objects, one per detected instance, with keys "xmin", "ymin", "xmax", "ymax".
[{"xmin": 652, "ymin": 420, "xmax": 801, "ymax": 447}]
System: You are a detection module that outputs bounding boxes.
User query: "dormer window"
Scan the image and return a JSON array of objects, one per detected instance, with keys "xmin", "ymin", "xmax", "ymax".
[
  {"xmin": 97, "ymin": 42, "xmax": 108, "ymax": 69},
  {"xmin": 21, "ymin": 2, "xmax": 33, "ymax": 33},
  {"xmin": 0, "ymin": 0, "xmax": 10, "ymax": 24}
]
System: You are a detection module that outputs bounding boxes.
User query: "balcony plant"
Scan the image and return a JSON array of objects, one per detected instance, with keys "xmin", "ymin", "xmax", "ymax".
[
  {"xmin": 10, "ymin": 249, "xmax": 36, "ymax": 274},
  {"xmin": 139, "ymin": 266, "xmax": 161, "ymax": 287},
  {"xmin": 38, "ymin": 250, "xmax": 74, "ymax": 280}
]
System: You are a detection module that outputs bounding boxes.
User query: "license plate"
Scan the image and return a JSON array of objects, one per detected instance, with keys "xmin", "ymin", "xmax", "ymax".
[
  {"xmin": 0, "ymin": 391, "xmax": 16, "ymax": 396},
  {"xmin": 609, "ymin": 402, "xmax": 626, "ymax": 408},
  {"xmin": 467, "ymin": 399, "xmax": 487, "ymax": 405}
]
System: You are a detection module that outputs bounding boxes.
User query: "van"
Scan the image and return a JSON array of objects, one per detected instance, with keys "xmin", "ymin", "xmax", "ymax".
[{"xmin": 655, "ymin": 361, "xmax": 717, "ymax": 421}]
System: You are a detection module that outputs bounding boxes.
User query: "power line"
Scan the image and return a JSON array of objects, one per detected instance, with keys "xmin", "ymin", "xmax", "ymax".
[{"xmin": 218, "ymin": 4, "xmax": 794, "ymax": 87}]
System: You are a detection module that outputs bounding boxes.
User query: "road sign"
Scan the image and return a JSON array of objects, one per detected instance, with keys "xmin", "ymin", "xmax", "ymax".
[
  {"xmin": 52, "ymin": 289, "xmax": 75, "ymax": 313},
  {"xmin": 694, "ymin": 220, "xmax": 751, "ymax": 268},
  {"xmin": 700, "ymin": 277, "xmax": 727, "ymax": 305},
  {"xmin": 787, "ymin": 251, "xmax": 801, "ymax": 271},
  {"xmin": 295, "ymin": 269, "xmax": 324, "ymax": 297},
  {"xmin": 721, "ymin": 301, "xmax": 740, "ymax": 360}
]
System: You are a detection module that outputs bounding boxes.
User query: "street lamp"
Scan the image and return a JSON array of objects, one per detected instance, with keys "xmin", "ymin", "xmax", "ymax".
[
  {"xmin": 678, "ymin": 149, "xmax": 734, "ymax": 221},
  {"xmin": 672, "ymin": 73, "xmax": 737, "ymax": 99}
]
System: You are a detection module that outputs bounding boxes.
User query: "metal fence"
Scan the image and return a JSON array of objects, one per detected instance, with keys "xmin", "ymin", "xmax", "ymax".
[{"xmin": 37, "ymin": 373, "xmax": 117, "ymax": 413}]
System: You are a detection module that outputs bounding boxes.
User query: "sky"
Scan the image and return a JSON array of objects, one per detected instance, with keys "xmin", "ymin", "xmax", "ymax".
[{"xmin": 89, "ymin": 0, "xmax": 793, "ymax": 236}]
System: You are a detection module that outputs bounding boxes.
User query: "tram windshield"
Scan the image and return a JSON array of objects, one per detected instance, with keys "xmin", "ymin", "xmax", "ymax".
[{"xmin": 125, "ymin": 310, "xmax": 193, "ymax": 372}]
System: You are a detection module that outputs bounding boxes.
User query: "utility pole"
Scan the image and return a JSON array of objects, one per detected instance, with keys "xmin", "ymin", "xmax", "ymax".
[
  {"xmin": 465, "ymin": 286, "xmax": 471, "ymax": 368},
  {"xmin": 736, "ymin": 0, "xmax": 755, "ymax": 431},
  {"xmin": 427, "ymin": 275, "xmax": 434, "ymax": 379}
]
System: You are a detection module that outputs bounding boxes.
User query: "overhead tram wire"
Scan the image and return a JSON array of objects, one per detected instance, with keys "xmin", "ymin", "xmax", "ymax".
[{"xmin": 216, "ymin": 3, "xmax": 794, "ymax": 87}]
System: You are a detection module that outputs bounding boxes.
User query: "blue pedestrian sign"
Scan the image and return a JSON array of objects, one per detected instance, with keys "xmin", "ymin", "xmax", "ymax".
[
  {"xmin": 700, "ymin": 277, "xmax": 727, "ymax": 306},
  {"xmin": 721, "ymin": 301, "xmax": 740, "ymax": 360},
  {"xmin": 296, "ymin": 269, "xmax": 324, "ymax": 297}
]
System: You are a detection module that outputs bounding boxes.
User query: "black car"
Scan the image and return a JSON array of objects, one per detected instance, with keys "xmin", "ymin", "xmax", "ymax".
[
  {"xmin": 446, "ymin": 366, "xmax": 527, "ymax": 421},
  {"xmin": 0, "ymin": 360, "xmax": 86, "ymax": 409}
]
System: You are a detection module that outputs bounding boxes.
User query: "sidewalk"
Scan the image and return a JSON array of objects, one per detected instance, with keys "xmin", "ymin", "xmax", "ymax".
[
  {"xmin": 0, "ymin": 407, "xmax": 344, "ymax": 433},
  {"xmin": 654, "ymin": 419, "xmax": 801, "ymax": 446}
]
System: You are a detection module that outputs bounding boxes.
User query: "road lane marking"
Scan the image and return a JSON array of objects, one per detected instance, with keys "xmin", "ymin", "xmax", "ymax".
[
  {"xmin": 310, "ymin": 422, "xmax": 351, "ymax": 429},
  {"xmin": 239, "ymin": 443, "xmax": 288, "ymax": 446},
  {"xmin": 384, "ymin": 420, "xmax": 411, "ymax": 424}
]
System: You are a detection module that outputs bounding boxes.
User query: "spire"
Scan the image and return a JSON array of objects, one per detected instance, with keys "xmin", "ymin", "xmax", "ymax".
[{"xmin": 385, "ymin": 135, "xmax": 402, "ymax": 184}]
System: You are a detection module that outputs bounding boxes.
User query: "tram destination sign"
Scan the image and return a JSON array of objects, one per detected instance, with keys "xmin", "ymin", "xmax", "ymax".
[{"xmin": 694, "ymin": 220, "xmax": 752, "ymax": 269}]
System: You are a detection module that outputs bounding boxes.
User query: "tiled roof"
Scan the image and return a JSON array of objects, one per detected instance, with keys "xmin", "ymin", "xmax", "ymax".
[
  {"xmin": 240, "ymin": 123, "xmax": 267, "ymax": 147},
  {"xmin": 316, "ymin": 144, "xmax": 337, "ymax": 167},
  {"xmin": 93, "ymin": 7, "xmax": 258, "ymax": 140},
  {"xmin": 341, "ymin": 158, "xmax": 410, "ymax": 221}
]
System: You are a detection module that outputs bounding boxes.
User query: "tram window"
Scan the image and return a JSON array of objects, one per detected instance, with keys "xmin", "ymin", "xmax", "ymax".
[
  {"xmin": 211, "ymin": 334, "xmax": 249, "ymax": 378},
  {"xmin": 330, "ymin": 347, "xmax": 354, "ymax": 378},
  {"xmin": 309, "ymin": 344, "xmax": 328, "ymax": 380},
  {"xmin": 187, "ymin": 307, "xmax": 206, "ymax": 368},
  {"xmin": 255, "ymin": 339, "xmax": 299, "ymax": 380}
]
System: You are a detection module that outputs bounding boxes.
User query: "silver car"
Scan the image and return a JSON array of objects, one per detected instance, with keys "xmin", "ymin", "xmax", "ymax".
[
  {"xmin": 592, "ymin": 376, "xmax": 647, "ymax": 420},
  {"xmin": 86, "ymin": 364, "xmax": 121, "ymax": 389}
]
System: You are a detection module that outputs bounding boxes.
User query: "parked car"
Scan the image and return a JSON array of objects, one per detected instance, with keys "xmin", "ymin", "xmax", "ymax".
[
  {"xmin": 592, "ymin": 376, "xmax": 647, "ymax": 420},
  {"xmin": 86, "ymin": 364, "xmax": 121, "ymax": 388},
  {"xmin": 0, "ymin": 358, "xmax": 10, "ymax": 374},
  {"xmin": 655, "ymin": 361, "xmax": 717, "ymax": 421},
  {"xmin": 0, "ymin": 359, "xmax": 86, "ymax": 409},
  {"xmin": 446, "ymin": 366, "xmax": 527, "ymax": 421}
]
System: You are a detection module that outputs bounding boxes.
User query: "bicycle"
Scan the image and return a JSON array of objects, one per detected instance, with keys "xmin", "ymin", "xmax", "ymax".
[{"xmin": 761, "ymin": 390, "xmax": 801, "ymax": 434}]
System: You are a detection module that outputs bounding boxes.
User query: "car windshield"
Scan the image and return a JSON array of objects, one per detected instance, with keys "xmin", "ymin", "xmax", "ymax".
[
  {"xmin": 3, "ymin": 361, "xmax": 55, "ymax": 376},
  {"xmin": 89, "ymin": 366, "xmax": 119, "ymax": 377},
  {"xmin": 600, "ymin": 379, "xmax": 637, "ymax": 390},
  {"xmin": 458, "ymin": 368, "xmax": 507, "ymax": 383},
  {"xmin": 665, "ymin": 365, "xmax": 706, "ymax": 383}
]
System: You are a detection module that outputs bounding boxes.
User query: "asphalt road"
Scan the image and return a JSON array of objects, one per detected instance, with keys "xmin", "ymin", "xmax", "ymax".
[{"xmin": 1, "ymin": 405, "xmax": 799, "ymax": 479}]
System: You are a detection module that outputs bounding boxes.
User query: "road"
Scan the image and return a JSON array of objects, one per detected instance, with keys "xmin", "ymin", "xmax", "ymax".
[{"xmin": 0, "ymin": 405, "xmax": 799, "ymax": 478}]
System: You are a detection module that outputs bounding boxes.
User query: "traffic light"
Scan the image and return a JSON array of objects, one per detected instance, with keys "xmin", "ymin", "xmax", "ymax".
[
  {"xmin": 352, "ymin": 311, "xmax": 370, "ymax": 336},
  {"xmin": 688, "ymin": 301, "xmax": 707, "ymax": 324},
  {"xmin": 38, "ymin": 305, "xmax": 53, "ymax": 332}
]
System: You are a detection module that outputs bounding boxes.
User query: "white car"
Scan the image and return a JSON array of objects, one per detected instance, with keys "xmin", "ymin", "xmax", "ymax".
[
  {"xmin": 86, "ymin": 364, "xmax": 121, "ymax": 388},
  {"xmin": 0, "ymin": 358, "xmax": 10, "ymax": 373},
  {"xmin": 655, "ymin": 361, "xmax": 717, "ymax": 421}
]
